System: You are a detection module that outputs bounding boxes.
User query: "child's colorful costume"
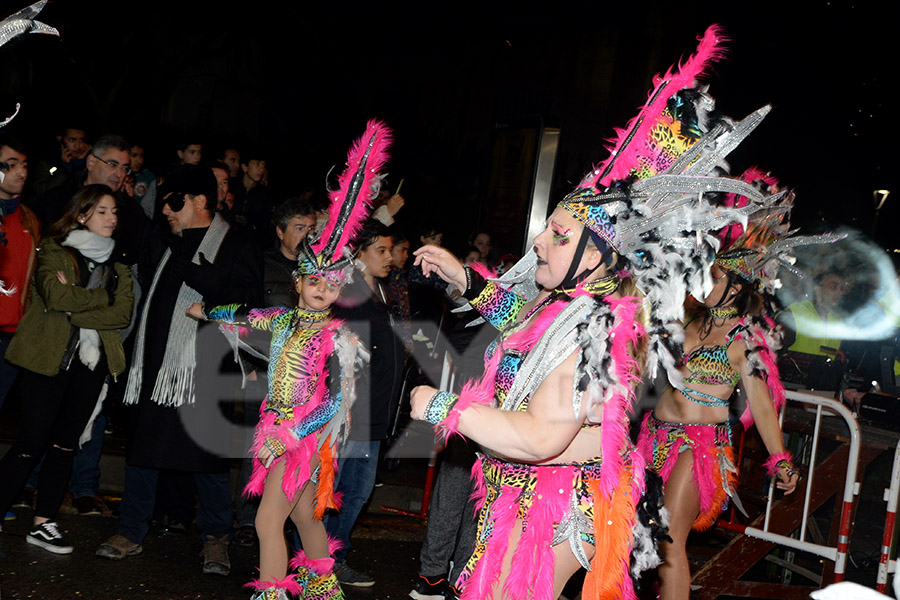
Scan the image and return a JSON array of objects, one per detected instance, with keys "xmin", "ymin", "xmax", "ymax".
[{"xmin": 208, "ymin": 120, "xmax": 391, "ymax": 600}]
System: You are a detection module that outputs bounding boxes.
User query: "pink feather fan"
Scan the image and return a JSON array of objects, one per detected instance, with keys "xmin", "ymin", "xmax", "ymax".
[
  {"xmin": 580, "ymin": 24, "xmax": 728, "ymax": 192},
  {"xmin": 313, "ymin": 119, "xmax": 393, "ymax": 264}
]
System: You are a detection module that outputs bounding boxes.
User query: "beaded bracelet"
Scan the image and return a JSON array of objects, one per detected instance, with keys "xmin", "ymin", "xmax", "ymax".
[
  {"xmin": 763, "ymin": 451, "xmax": 797, "ymax": 478},
  {"xmin": 423, "ymin": 390, "xmax": 460, "ymax": 426}
]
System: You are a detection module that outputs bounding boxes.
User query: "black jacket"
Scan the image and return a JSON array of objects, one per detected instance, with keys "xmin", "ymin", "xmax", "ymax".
[{"xmin": 335, "ymin": 275, "xmax": 405, "ymax": 441}]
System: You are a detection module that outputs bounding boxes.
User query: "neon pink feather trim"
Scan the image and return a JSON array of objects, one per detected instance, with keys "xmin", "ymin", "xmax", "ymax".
[
  {"xmin": 580, "ymin": 24, "xmax": 728, "ymax": 191},
  {"xmin": 313, "ymin": 119, "xmax": 393, "ymax": 263},
  {"xmin": 763, "ymin": 451, "xmax": 793, "ymax": 476},
  {"xmin": 718, "ymin": 166, "xmax": 781, "ymax": 248},
  {"xmin": 244, "ymin": 575, "xmax": 302, "ymax": 596},
  {"xmin": 737, "ymin": 316, "xmax": 786, "ymax": 429},
  {"xmin": 504, "ymin": 466, "xmax": 575, "ymax": 600},
  {"xmin": 244, "ymin": 322, "xmax": 340, "ymax": 500},
  {"xmin": 461, "ymin": 484, "xmax": 520, "ymax": 600},
  {"xmin": 469, "ymin": 261, "xmax": 498, "ymax": 280},
  {"xmin": 599, "ymin": 297, "xmax": 646, "ymax": 497},
  {"xmin": 438, "ymin": 296, "xmax": 570, "ymax": 441}
]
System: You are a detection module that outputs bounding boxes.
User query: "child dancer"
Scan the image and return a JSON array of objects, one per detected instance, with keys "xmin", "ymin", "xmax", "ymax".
[{"xmin": 189, "ymin": 120, "xmax": 391, "ymax": 600}]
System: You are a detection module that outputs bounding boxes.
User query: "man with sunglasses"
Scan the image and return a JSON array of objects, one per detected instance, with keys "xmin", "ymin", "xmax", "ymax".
[{"xmin": 96, "ymin": 164, "xmax": 263, "ymax": 576}]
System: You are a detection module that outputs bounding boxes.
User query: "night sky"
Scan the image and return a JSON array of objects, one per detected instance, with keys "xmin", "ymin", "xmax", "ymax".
[{"xmin": 2, "ymin": 0, "xmax": 897, "ymax": 256}]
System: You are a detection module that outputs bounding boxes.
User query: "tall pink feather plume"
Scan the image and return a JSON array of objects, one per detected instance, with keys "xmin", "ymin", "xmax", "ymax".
[
  {"xmin": 313, "ymin": 119, "xmax": 393, "ymax": 263},
  {"xmin": 580, "ymin": 24, "xmax": 728, "ymax": 191},
  {"xmin": 504, "ymin": 466, "xmax": 574, "ymax": 600},
  {"xmin": 461, "ymin": 485, "xmax": 520, "ymax": 600}
]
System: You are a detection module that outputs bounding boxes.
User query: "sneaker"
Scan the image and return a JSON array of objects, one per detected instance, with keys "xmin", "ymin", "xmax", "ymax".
[
  {"xmin": 200, "ymin": 534, "xmax": 230, "ymax": 576},
  {"xmin": 96, "ymin": 534, "xmax": 143, "ymax": 560},
  {"xmin": 26, "ymin": 521, "xmax": 74, "ymax": 554},
  {"xmin": 13, "ymin": 487, "xmax": 35, "ymax": 509},
  {"xmin": 73, "ymin": 496, "xmax": 103, "ymax": 516},
  {"xmin": 233, "ymin": 524, "xmax": 256, "ymax": 547},
  {"xmin": 58, "ymin": 492, "xmax": 77, "ymax": 515},
  {"xmin": 335, "ymin": 562, "xmax": 375, "ymax": 587},
  {"xmin": 409, "ymin": 574, "xmax": 447, "ymax": 599}
]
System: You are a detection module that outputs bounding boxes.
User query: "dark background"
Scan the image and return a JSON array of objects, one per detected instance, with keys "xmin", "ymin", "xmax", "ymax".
[{"xmin": 2, "ymin": 0, "xmax": 897, "ymax": 257}]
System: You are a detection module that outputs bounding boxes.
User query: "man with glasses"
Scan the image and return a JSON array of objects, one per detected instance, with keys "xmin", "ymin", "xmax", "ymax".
[{"xmin": 31, "ymin": 134, "xmax": 132, "ymax": 230}]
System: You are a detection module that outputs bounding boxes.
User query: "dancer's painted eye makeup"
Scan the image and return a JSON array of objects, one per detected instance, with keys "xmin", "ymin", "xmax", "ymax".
[
  {"xmin": 306, "ymin": 275, "xmax": 340, "ymax": 292},
  {"xmin": 551, "ymin": 223, "xmax": 572, "ymax": 246}
]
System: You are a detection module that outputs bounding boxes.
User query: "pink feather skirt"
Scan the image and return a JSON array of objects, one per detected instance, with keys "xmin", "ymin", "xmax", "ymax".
[
  {"xmin": 458, "ymin": 453, "xmax": 619, "ymax": 600},
  {"xmin": 244, "ymin": 407, "xmax": 320, "ymax": 503},
  {"xmin": 636, "ymin": 412, "xmax": 737, "ymax": 531}
]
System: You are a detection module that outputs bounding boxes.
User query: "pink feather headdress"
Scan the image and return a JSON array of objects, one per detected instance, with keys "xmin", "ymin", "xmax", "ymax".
[
  {"xmin": 296, "ymin": 119, "xmax": 393, "ymax": 284},
  {"xmin": 577, "ymin": 24, "xmax": 728, "ymax": 192}
]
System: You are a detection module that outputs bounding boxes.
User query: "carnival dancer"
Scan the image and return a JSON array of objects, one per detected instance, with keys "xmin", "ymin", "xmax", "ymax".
[
  {"xmin": 637, "ymin": 180, "xmax": 839, "ymax": 599},
  {"xmin": 188, "ymin": 120, "xmax": 389, "ymax": 600},
  {"xmin": 410, "ymin": 25, "xmax": 777, "ymax": 600}
]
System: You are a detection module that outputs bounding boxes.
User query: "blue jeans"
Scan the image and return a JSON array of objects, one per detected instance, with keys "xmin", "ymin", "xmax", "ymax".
[
  {"xmin": 70, "ymin": 414, "xmax": 105, "ymax": 498},
  {"xmin": 325, "ymin": 439, "xmax": 381, "ymax": 563},
  {"xmin": 117, "ymin": 464, "xmax": 233, "ymax": 544}
]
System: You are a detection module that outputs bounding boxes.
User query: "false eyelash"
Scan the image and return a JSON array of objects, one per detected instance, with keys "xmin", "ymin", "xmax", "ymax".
[{"xmin": 553, "ymin": 233, "xmax": 570, "ymax": 246}]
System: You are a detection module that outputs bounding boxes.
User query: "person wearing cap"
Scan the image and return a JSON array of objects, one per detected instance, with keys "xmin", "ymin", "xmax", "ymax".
[{"xmin": 95, "ymin": 164, "xmax": 263, "ymax": 577}]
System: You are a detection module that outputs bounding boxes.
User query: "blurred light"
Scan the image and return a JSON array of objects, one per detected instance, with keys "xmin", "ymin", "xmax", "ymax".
[{"xmin": 874, "ymin": 189, "xmax": 890, "ymax": 210}]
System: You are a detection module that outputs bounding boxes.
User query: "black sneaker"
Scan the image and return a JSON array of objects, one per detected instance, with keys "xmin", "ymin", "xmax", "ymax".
[
  {"xmin": 26, "ymin": 521, "xmax": 74, "ymax": 554},
  {"xmin": 335, "ymin": 562, "xmax": 375, "ymax": 587},
  {"xmin": 409, "ymin": 574, "xmax": 447, "ymax": 599}
]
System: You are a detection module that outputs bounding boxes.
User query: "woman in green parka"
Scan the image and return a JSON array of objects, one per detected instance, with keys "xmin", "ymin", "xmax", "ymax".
[{"xmin": 0, "ymin": 184, "xmax": 134, "ymax": 554}]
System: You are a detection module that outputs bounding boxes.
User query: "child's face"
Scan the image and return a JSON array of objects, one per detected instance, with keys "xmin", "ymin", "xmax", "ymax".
[
  {"xmin": 464, "ymin": 251, "xmax": 480, "ymax": 265},
  {"xmin": 296, "ymin": 274, "xmax": 341, "ymax": 312}
]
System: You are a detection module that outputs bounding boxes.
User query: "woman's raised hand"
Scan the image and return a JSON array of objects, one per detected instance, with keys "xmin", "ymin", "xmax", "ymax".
[{"xmin": 413, "ymin": 245, "xmax": 467, "ymax": 292}]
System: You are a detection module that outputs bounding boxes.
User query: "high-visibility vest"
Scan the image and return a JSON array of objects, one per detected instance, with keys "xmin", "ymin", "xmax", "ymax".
[{"xmin": 786, "ymin": 300, "xmax": 843, "ymax": 356}]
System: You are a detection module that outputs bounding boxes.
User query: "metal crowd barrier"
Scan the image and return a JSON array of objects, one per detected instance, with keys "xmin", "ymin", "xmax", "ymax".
[
  {"xmin": 719, "ymin": 390, "xmax": 862, "ymax": 584},
  {"xmin": 877, "ymin": 437, "xmax": 900, "ymax": 593}
]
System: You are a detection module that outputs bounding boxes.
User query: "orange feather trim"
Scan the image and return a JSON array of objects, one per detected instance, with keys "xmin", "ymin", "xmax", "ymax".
[
  {"xmin": 583, "ymin": 465, "xmax": 636, "ymax": 600},
  {"xmin": 313, "ymin": 435, "xmax": 341, "ymax": 520},
  {"xmin": 692, "ymin": 444, "xmax": 737, "ymax": 531}
]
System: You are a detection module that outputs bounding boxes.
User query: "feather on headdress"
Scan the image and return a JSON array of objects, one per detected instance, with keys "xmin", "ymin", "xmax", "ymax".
[
  {"xmin": 296, "ymin": 119, "xmax": 393, "ymax": 284},
  {"xmin": 715, "ymin": 190, "xmax": 846, "ymax": 295}
]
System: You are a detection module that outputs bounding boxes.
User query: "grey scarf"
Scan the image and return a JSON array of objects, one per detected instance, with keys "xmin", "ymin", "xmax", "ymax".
[{"xmin": 124, "ymin": 214, "xmax": 230, "ymax": 407}]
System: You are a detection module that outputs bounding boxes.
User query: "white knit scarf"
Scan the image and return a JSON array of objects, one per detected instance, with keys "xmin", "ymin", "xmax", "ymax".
[{"xmin": 61, "ymin": 230, "xmax": 115, "ymax": 370}]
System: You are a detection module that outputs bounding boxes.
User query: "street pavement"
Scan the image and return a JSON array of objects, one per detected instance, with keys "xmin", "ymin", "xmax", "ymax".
[{"xmin": 0, "ymin": 464, "xmax": 430, "ymax": 600}]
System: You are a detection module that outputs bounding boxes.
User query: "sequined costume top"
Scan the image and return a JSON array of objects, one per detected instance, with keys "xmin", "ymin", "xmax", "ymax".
[
  {"xmin": 205, "ymin": 303, "xmax": 364, "ymax": 504},
  {"xmin": 207, "ymin": 304, "xmax": 347, "ymax": 431},
  {"xmin": 676, "ymin": 323, "xmax": 744, "ymax": 407}
]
